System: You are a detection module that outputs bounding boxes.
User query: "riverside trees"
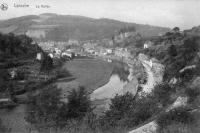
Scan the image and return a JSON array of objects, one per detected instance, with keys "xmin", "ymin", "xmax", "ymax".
[{"xmin": 25, "ymin": 86, "xmax": 92, "ymax": 131}]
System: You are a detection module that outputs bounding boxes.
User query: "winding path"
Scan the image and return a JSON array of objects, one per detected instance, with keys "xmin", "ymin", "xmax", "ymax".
[{"xmin": 138, "ymin": 54, "xmax": 164, "ymax": 94}]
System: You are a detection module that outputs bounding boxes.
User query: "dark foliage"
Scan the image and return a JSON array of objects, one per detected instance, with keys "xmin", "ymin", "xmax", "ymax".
[
  {"xmin": 112, "ymin": 63, "xmax": 130, "ymax": 82},
  {"xmin": 56, "ymin": 68, "xmax": 72, "ymax": 79},
  {"xmin": 185, "ymin": 87, "xmax": 200, "ymax": 103},
  {"xmin": 0, "ymin": 69, "xmax": 10, "ymax": 92},
  {"xmin": 100, "ymin": 93, "xmax": 159, "ymax": 129},
  {"xmin": 168, "ymin": 44, "xmax": 177, "ymax": 57},
  {"xmin": 152, "ymin": 83, "xmax": 175, "ymax": 106},
  {"xmin": 0, "ymin": 33, "xmax": 42, "ymax": 60},
  {"xmin": 163, "ymin": 36, "xmax": 200, "ymax": 81},
  {"xmin": 118, "ymin": 26, "xmax": 136, "ymax": 34},
  {"xmin": 157, "ymin": 107, "xmax": 194, "ymax": 129},
  {"xmin": 26, "ymin": 86, "xmax": 92, "ymax": 130},
  {"xmin": 25, "ymin": 85, "xmax": 63, "ymax": 130},
  {"xmin": 179, "ymin": 69, "xmax": 196, "ymax": 82},
  {"xmin": 40, "ymin": 55, "xmax": 53, "ymax": 73},
  {"xmin": 66, "ymin": 87, "xmax": 92, "ymax": 120}
]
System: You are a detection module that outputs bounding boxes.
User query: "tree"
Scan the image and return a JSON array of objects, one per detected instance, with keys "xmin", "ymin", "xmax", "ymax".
[
  {"xmin": 25, "ymin": 85, "xmax": 63, "ymax": 131},
  {"xmin": 173, "ymin": 27, "xmax": 180, "ymax": 33},
  {"xmin": 0, "ymin": 69, "xmax": 10, "ymax": 92},
  {"xmin": 100, "ymin": 92, "xmax": 159, "ymax": 128},
  {"xmin": 152, "ymin": 83, "xmax": 175, "ymax": 106},
  {"xmin": 66, "ymin": 87, "xmax": 92, "ymax": 120},
  {"xmin": 0, "ymin": 33, "xmax": 41, "ymax": 59},
  {"xmin": 168, "ymin": 44, "xmax": 177, "ymax": 57},
  {"xmin": 40, "ymin": 55, "xmax": 53, "ymax": 74},
  {"xmin": 157, "ymin": 107, "xmax": 194, "ymax": 129},
  {"xmin": 180, "ymin": 37, "xmax": 199, "ymax": 61}
]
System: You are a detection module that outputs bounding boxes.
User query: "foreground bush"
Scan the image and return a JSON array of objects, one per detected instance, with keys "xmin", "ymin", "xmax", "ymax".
[
  {"xmin": 158, "ymin": 123, "xmax": 194, "ymax": 133},
  {"xmin": 26, "ymin": 86, "xmax": 92, "ymax": 131},
  {"xmin": 152, "ymin": 83, "xmax": 175, "ymax": 107},
  {"xmin": 100, "ymin": 92, "xmax": 159, "ymax": 129},
  {"xmin": 64, "ymin": 87, "xmax": 92, "ymax": 120},
  {"xmin": 157, "ymin": 107, "xmax": 194, "ymax": 130},
  {"xmin": 185, "ymin": 87, "xmax": 200, "ymax": 103}
]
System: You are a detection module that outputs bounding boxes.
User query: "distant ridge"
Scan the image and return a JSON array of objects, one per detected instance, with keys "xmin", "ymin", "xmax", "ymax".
[{"xmin": 0, "ymin": 13, "xmax": 170, "ymax": 41}]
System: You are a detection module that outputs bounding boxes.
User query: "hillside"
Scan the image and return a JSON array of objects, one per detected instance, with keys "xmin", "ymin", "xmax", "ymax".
[
  {"xmin": 0, "ymin": 13, "xmax": 170, "ymax": 41},
  {"xmin": 0, "ymin": 33, "xmax": 42, "ymax": 63}
]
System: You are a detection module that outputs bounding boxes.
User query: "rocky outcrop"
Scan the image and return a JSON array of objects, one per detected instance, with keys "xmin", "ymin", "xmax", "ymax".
[{"xmin": 128, "ymin": 121, "xmax": 157, "ymax": 133}]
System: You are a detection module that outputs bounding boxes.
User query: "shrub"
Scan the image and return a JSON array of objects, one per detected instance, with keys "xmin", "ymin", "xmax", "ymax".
[
  {"xmin": 157, "ymin": 107, "xmax": 194, "ymax": 129},
  {"xmin": 56, "ymin": 69, "xmax": 72, "ymax": 79},
  {"xmin": 40, "ymin": 55, "xmax": 53, "ymax": 73},
  {"xmin": 66, "ymin": 87, "xmax": 92, "ymax": 120},
  {"xmin": 25, "ymin": 85, "xmax": 63, "ymax": 130},
  {"xmin": 158, "ymin": 123, "xmax": 194, "ymax": 133},
  {"xmin": 152, "ymin": 83, "xmax": 175, "ymax": 106},
  {"xmin": 185, "ymin": 87, "xmax": 200, "ymax": 103},
  {"xmin": 100, "ymin": 93, "xmax": 159, "ymax": 129},
  {"xmin": 15, "ymin": 69, "xmax": 26, "ymax": 80},
  {"xmin": 179, "ymin": 69, "xmax": 196, "ymax": 82}
]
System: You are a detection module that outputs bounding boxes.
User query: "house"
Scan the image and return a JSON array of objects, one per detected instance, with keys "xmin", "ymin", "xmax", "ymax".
[
  {"xmin": 114, "ymin": 48, "xmax": 131, "ymax": 58},
  {"xmin": 10, "ymin": 68, "xmax": 17, "ymax": 79},
  {"xmin": 144, "ymin": 41, "xmax": 153, "ymax": 49},
  {"xmin": 48, "ymin": 53, "xmax": 54, "ymax": 58},
  {"xmin": 106, "ymin": 49, "xmax": 113, "ymax": 54},
  {"xmin": 54, "ymin": 48, "xmax": 61, "ymax": 55},
  {"xmin": 61, "ymin": 52, "xmax": 72, "ymax": 58},
  {"xmin": 68, "ymin": 39, "xmax": 79, "ymax": 45},
  {"xmin": 36, "ymin": 52, "xmax": 43, "ymax": 61}
]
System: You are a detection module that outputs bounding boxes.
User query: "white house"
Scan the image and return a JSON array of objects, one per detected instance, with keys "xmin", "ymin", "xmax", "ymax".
[
  {"xmin": 106, "ymin": 49, "xmax": 113, "ymax": 54},
  {"xmin": 55, "ymin": 48, "xmax": 61, "ymax": 55},
  {"xmin": 10, "ymin": 69, "xmax": 17, "ymax": 79},
  {"xmin": 48, "ymin": 53, "xmax": 54, "ymax": 58},
  {"xmin": 144, "ymin": 41, "xmax": 153, "ymax": 49},
  {"xmin": 36, "ymin": 52, "xmax": 42, "ymax": 61},
  {"xmin": 61, "ymin": 52, "xmax": 72, "ymax": 58}
]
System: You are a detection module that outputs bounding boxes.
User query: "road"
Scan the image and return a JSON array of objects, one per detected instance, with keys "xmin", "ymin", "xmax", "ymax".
[{"xmin": 138, "ymin": 54, "xmax": 164, "ymax": 94}]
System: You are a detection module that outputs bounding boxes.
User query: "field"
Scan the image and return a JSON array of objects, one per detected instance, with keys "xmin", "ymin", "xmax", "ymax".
[{"xmin": 57, "ymin": 59, "xmax": 114, "ymax": 94}]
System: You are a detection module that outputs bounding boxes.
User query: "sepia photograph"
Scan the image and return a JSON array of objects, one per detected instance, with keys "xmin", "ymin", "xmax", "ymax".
[{"xmin": 0, "ymin": 0, "xmax": 200, "ymax": 132}]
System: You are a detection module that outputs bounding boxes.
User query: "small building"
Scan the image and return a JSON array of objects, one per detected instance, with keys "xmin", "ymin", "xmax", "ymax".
[
  {"xmin": 36, "ymin": 52, "xmax": 43, "ymax": 61},
  {"xmin": 61, "ymin": 52, "xmax": 72, "ymax": 58},
  {"xmin": 10, "ymin": 68, "xmax": 17, "ymax": 79},
  {"xmin": 48, "ymin": 53, "xmax": 54, "ymax": 58},
  {"xmin": 54, "ymin": 48, "xmax": 62, "ymax": 55},
  {"xmin": 106, "ymin": 49, "xmax": 113, "ymax": 54},
  {"xmin": 144, "ymin": 41, "xmax": 153, "ymax": 49}
]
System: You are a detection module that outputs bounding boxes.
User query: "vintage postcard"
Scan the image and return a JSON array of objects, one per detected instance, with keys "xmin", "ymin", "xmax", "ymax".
[{"xmin": 0, "ymin": 0, "xmax": 200, "ymax": 133}]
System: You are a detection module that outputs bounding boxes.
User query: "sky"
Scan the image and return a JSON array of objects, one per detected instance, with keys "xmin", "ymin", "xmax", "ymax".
[{"xmin": 0, "ymin": 0, "xmax": 200, "ymax": 30}]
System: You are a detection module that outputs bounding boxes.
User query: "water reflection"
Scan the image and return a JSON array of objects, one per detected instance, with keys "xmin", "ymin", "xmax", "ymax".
[
  {"xmin": 90, "ymin": 60, "xmax": 134, "ymax": 101},
  {"xmin": 112, "ymin": 61, "xmax": 130, "ymax": 82}
]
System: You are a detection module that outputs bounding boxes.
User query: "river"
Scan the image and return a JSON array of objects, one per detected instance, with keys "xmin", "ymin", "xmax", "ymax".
[
  {"xmin": 0, "ymin": 59, "xmax": 138, "ymax": 132},
  {"xmin": 91, "ymin": 60, "xmax": 138, "ymax": 115}
]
